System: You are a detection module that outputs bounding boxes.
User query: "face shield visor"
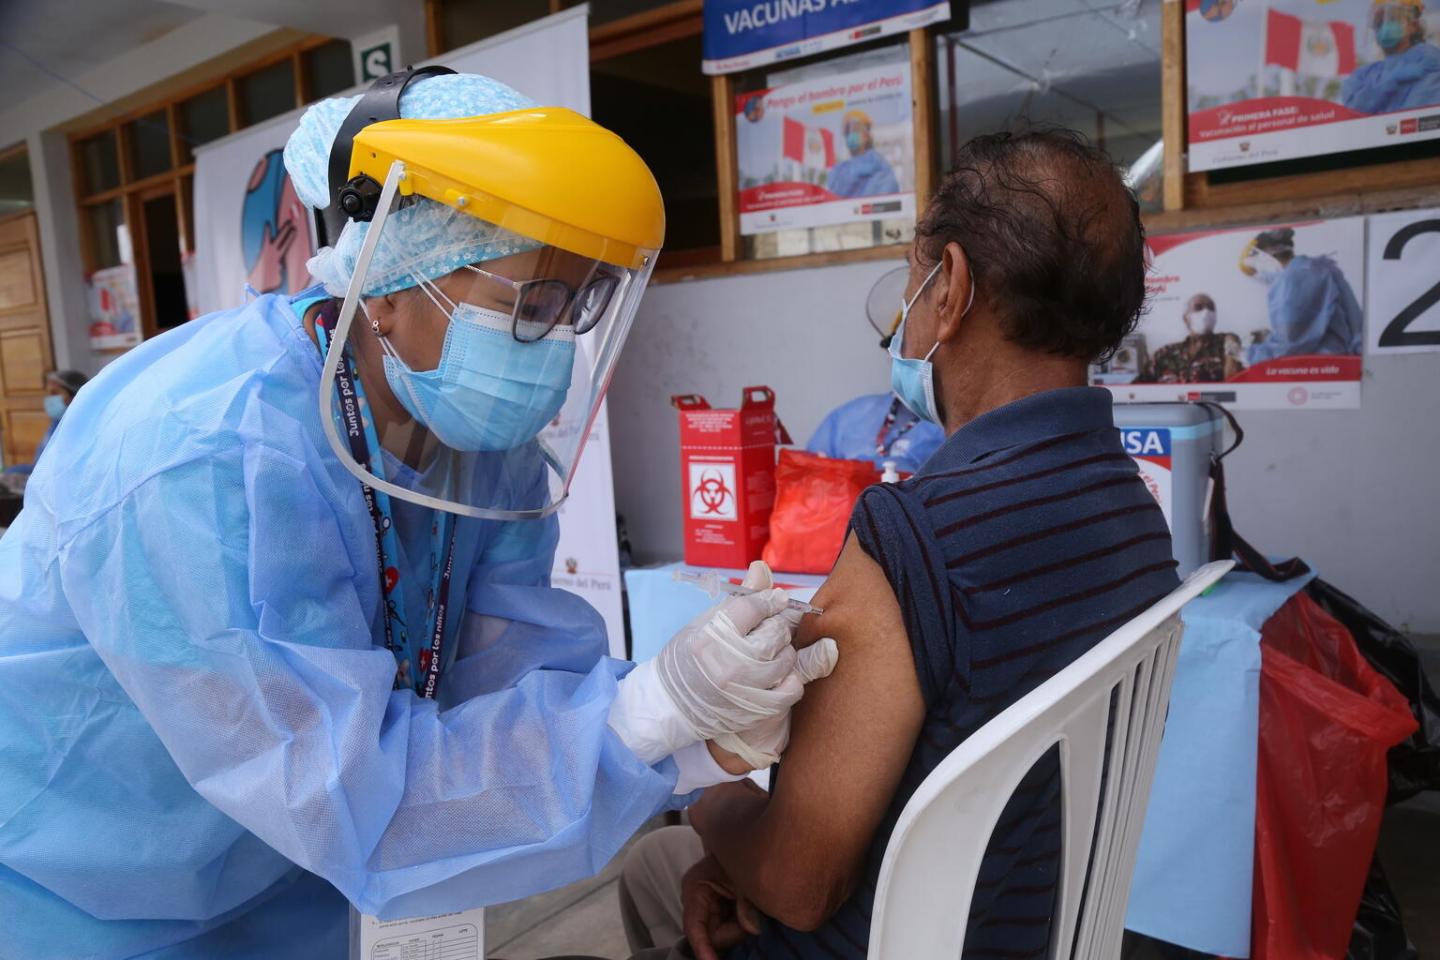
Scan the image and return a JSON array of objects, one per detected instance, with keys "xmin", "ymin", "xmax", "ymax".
[{"xmin": 317, "ymin": 108, "xmax": 663, "ymax": 520}]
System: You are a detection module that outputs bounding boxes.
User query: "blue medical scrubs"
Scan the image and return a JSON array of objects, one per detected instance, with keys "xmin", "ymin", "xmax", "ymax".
[
  {"xmin": 0, "ymin": 291, "xmax": 683, "ymax": 959},
  {"xmin": 826, "ymin": 149, "xmax": 900, "ymax": 198},
  {"xmin": 1340, "ymin": 42, "xmax": 1440, "ymax": 114},
  {"xmin": 806, "ymin": 393, "xmax": 945, "ymax": 473},
  {"xmin": 1248, "ymin": 255, "xmax": 1364, "ymax": 365}
]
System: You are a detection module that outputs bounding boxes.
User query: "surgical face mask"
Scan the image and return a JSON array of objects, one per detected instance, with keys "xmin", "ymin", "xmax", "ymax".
[
  {"xmin": 43, "ymin": 394, "xmax": 66, "ymax": 420},
  {"xmin": 1246, "ymin": 250, "xmax": 1285, "ymax": 286},
  {"xmin": 1376, "ymin": 18, "xmax": 1408, "ymax": 51},
  {"xmin": 1187, "ymin": 308, "xmax": 1217, "ymax": 334},
  {"xmin": 846, "ymin": 130, "xmax": 865, "ymax": 155},
  {"xmin": 377, "ymin": 297, "xmax": 576, "ymax": 452},
  {"xmin": 889, "ymin": 262, "xmax": 967, "ymax": 425}
]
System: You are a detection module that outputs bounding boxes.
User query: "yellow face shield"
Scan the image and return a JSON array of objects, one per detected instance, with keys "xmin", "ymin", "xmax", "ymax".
[{"xmin": 317, "ymin": 108, "xmax": 665, "ymax": 520}]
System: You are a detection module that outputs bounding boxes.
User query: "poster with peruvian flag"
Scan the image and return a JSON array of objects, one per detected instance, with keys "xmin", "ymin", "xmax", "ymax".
[
  {"xmin": 1091, "ymin": 217, "xmax": 1365, "ymax": 410},
  {"xmin": 734, "ymin": 58, "xmax": 914, "ymax": 235},
  {"xmin": 1186, "ymin": 0, "xmax": 1440, "ymax": 172}
]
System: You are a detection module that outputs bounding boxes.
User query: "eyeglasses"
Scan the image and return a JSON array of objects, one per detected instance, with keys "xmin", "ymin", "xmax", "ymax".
[{"xmin": 464, "ymin": 264, "xmax": 621, "ymax": 343}]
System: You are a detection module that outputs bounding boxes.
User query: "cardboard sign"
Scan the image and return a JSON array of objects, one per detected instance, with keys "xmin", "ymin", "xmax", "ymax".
[{"xmin": 1365, "ymin": 207, "xmax": 1440, "ymax": 354}]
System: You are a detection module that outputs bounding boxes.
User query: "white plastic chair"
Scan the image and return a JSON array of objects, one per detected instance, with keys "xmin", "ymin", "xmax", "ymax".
[{"xmin": 868, "ymin": 560, "xmax": 1234, "ymax": 960}]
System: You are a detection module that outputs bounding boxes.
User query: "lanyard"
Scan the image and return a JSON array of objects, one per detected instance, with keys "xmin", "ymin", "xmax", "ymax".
[
  {"xmin": 875, "ymin": 396, "xmax": 920, "ymax": 457},
  {"xmin": 313, "ymin": 302, "xmax": 456, "ymax": 698}
]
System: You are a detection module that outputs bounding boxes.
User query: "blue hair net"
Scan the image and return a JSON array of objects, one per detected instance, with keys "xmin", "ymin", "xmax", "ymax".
[{"xmin": 285, "ymin": 73, "xmax": 542, "ymax": 296}]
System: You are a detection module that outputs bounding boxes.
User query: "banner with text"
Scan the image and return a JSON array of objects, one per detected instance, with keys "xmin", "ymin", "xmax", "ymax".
[
  {"xmin": 1093, "ymin": 217, "xmax": 1366, "ymax": 410},
  {"xmin": 703, "ymin": 0, "xmax": 950, "ymax": 74},
  {"xmin": 735, "ymin": 58, "xmax": 913, "ymax": 235},
  {"xmin": 1185, "ymin": 0, "xmax": 1440, "ymax": 171}
]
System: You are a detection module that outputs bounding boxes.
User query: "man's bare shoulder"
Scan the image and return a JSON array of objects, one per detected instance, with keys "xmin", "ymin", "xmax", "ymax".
[{"xmin": 797, "ymin": 533, "xmax": 907, "ymax": 661}]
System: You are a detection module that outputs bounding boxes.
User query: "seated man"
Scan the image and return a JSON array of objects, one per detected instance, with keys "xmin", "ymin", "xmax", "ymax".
[{"xmin": 620, "ymin": 129, "xmax": 1180, "ymax": 960}]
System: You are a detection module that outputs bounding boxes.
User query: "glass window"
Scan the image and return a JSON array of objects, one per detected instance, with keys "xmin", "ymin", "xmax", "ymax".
[
  {"xmin": 142, "ymin": 192, "xmax": 188, "ymax": 331},
  {"xmin": 592, "ymin": 33, "xmax": 719, "ymax": 254},
  {"xmin": 440, "ymin": 0, "xmax": 551, "ymax": 50},
  {"xmin": 125, "ymin": 110, "xmax": 172, "ymax": 180},
  {"xmin": 734, "ymin": 41, "xmax": 915, "ymax": 261},
  {"xmin": 237, "ymin": 59, "xmax": 297, "ymax": 127},
  {"xmin": 936, "ymin": 0, "xmax": 1163, "ymax": 210},
  {"xmin": 180, "ymin": 175, "xmax": 196, "ymax": 252},
  {"xmin": 85, "ymin": 200, "xmax": 129, "ymax": 270},
  {"xmin": 303, "ymin": 39, "xmax": 355, "ymax": 100},
  {"xmin": 178, "ymin": 86, "xmax": 231, "ymax": 163},
  {"xmin": 0, "ymin": 149, "xmax": 34, "ymax": 215},
  {"xmin": 77, "ymin": 131, "xmax": 121, "ymax": 196}
]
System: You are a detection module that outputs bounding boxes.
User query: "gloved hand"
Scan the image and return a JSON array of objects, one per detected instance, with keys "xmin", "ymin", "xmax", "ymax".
[
  {"xmin": 609, "ymin": 562, "xmax": 834, "ymax": 765},
  {"xmin": 712, "ymin": 633, "xmax": 838, "ymax": 770}
]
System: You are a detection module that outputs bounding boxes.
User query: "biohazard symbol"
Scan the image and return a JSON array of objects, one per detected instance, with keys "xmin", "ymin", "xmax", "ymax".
[{"xmin": 693, "ymin": 469, "xmax": 734, "ymax": 516}]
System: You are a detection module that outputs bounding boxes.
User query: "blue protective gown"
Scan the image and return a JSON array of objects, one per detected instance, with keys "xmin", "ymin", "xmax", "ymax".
[
  {"xmin": 0, "ymin": 291, "xmax": 683, "ymax": 959},
  {"xmin": 1247, "ymin": 254, "xmax": 1364, "ymax": 365},
  {"xmin": 806, "ymin": 393, "xmax": 945, "ymax": 474},
  {"xmin": 825, "ymin": 149, "xmax": 901, "ymax": 198},
  {"xmin": 1340, "ymin": 42, "xmax": 1440, "ymax": 115}
]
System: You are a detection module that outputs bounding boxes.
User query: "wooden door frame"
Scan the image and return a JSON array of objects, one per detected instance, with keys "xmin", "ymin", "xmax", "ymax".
[{"xmin": 0, "ymin": 211, "xmax": 56, "ymax": 468}]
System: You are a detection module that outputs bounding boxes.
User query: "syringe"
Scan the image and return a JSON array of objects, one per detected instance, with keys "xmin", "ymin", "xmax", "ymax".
[{"xmin": 671, "ymin": 568, "xmax": 824, "ymax": 615}]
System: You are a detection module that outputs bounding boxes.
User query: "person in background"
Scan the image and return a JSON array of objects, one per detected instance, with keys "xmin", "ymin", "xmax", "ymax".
[
  {"xmin": 1242, "ymin": 227, "xmax": 1364, "ymax": 364},
  {"xmin": 2, "ymin": 369, "xmax": 88, "ymax": 476},
  {"xmin": 1341, "ymin": 0, "xmax": 1440, "ymax": 114},
  {"xmin": 1147, "ymin": 293, "xmax": 1244, "ymax": 383},
  {"xmin": 617, "ymin": 129, "xmax": 1179, "ymax": 960},
  {"xmin": 826, "ymin": 110, "xmax": 900, "ymax": 198},
  {"xmin": 806, "ymin": 392, "xmax": 946, "ymax": 474}
]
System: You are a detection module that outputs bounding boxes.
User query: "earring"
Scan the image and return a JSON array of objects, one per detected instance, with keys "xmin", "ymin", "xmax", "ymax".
[{"xmin": 371, "ymin": 317, "xmax": 381, "ymax": 336}]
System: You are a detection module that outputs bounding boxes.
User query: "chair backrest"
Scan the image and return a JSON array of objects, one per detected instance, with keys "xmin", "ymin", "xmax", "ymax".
[{"xmin": 867, "ymin": 561, "xmax": 1233, "ymax": 960}]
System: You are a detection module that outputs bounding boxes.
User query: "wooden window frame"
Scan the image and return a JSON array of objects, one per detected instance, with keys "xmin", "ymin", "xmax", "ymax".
[{"xmin": 68, "ymin": 36, "xmax": 335, "ymax": 346}]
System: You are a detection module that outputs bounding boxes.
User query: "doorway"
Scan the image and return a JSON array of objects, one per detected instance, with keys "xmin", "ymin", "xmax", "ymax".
[{"xmin": 0, "ymin": 212, "xmax": 56, "ymax": 468}]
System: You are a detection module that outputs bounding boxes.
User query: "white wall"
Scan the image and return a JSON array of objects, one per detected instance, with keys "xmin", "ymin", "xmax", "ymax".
[{"xmin": 607, "ymin": 262, "xmax": 1440, "ymax": 633}]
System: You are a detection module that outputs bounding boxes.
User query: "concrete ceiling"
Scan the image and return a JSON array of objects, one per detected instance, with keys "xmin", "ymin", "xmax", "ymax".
[
  {"xmin": 0, "ymin": 0, "xmax": 417, "ymax": 114},
  {"xmin": 0, "ymin": 0, "xmax": 204, "ymax": 106}
]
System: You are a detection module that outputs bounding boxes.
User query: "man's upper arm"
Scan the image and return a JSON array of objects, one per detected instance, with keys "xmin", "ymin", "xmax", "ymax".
[{"xmin": 755, "ymin": 531, "xmax": 927, "ymax": 919}]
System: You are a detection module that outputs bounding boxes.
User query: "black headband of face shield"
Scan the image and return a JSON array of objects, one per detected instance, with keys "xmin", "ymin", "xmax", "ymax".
[{"xmin": 320, "ymin": 64, "xmax": 457, "ymax": 247}]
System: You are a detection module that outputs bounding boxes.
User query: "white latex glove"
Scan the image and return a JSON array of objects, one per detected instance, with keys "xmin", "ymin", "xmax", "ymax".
[
  {"xmin": 608, "ymin": 562, "xmax": 812, "ymax": 764},
  {"xmin": 713, "ymin": 635, "xmax": 838, "ymax": 769}
]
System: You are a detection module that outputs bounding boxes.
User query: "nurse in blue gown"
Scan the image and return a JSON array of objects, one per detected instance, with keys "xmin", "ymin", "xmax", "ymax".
[
  {"xmin": 1341, "ymin": 1, "xmax": 1440, "ymax": 114},
  {"xmin": 0, "ymin": 71, "xmax": 834, "ymax": 960}
]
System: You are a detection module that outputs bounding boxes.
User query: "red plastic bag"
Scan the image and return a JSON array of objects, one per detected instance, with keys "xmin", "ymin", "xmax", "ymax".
[
  {"xmin": 1252, "ymin": 593, "xmax": 1418, "ymax": 960},
  {"xmin": 761, "ymin": 450, "xmax": 880, "ymax": 574}
]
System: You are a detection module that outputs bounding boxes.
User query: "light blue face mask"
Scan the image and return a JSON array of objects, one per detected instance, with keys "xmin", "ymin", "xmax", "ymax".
[
  {"xmin": 889, "ymin": 262, "xmax": 953, "ymax": 425},
  {"xmin": 1376, "ymin": 18, "xmax": 1407, "ymax": 51},
  {"xmin": 377, "ymin": 298, "xmax": 576, "ymax": 452},
  {"xmin": 43, "ymin": 394, "xmax": 67, "ymax": 420},
  {"xmin": 846, "ymin": 130, "xmax": 865, "ymax": 155}
]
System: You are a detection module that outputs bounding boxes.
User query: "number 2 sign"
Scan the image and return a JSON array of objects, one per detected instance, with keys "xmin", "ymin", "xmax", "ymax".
[{"xmin": 1366, "ymin": 208, "xmax": 1440, "ymax": 355}]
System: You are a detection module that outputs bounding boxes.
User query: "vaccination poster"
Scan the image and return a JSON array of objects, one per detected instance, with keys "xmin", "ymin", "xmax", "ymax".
[
  {"xmin": 735, "ymin": 59, "xmax": 914, "ymax": 235},
  {"xmin": 1186, "ymin": 0, "xmax": 1440, "ymax": 171},
  {"xmin": 1093, "ymin": 217, "xmax": 1365, "ymax": 409},
  {"xmin": 86, "ymin": 264, "xmax": 142, "ymax": 351}
]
